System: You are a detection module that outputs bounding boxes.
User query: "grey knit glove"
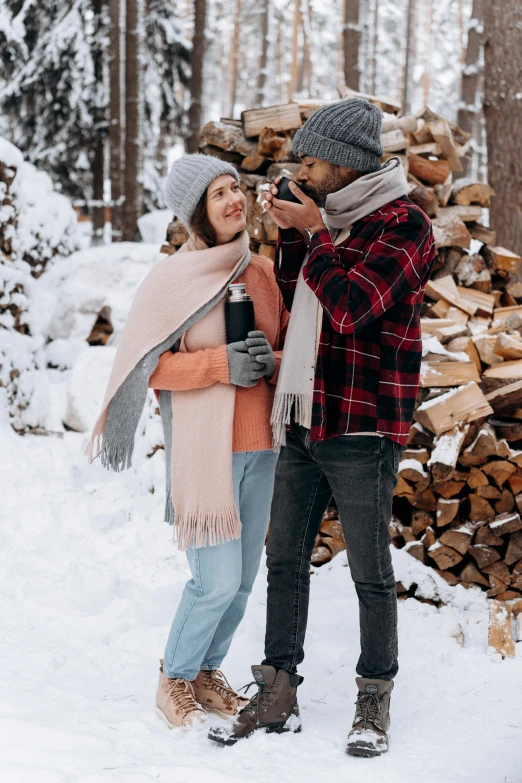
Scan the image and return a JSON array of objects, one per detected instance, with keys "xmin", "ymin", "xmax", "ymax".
[
  {"xmin": 245, "ymin": 330, "xmax": 276, "ymax": 380},
  {"xmin": 226, "ymin": 341, "xmax": 264, "ymax": 387}
]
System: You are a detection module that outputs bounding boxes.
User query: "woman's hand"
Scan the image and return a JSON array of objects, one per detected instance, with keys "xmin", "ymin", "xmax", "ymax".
[
  {"xmin": 245, "ymin": 331, "xmax": 276, "ymax": 380},
  {"xmin": 226, "ymin": 341, "xmax": 263, "ymax": 387}
]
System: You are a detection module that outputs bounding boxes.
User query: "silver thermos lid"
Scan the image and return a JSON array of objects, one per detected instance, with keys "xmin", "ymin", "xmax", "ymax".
[{"xmin": 227, "ymin": 283, "xmax": 251, "ymax": 302}]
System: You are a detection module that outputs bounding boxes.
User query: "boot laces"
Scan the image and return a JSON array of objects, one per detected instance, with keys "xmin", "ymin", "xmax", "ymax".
[
  {"xmin": 165, "ymin": 678, "xmax": 203, "ymax": 717},
  {"xmin": 240, "ymin": 680, "xmax": 278, "ymax": 723},
  {"xmin": 355, "ymin": 691, "xmax": 381, "ymax": 726},
  {"xmin": 202, "ymin": 670, "xmax": 237, "ymax": 703}
]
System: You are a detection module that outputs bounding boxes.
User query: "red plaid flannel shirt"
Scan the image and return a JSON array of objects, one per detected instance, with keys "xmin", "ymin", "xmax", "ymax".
[{"xmin": 275, "ymin": 198, "xmax": 436, "ymax": 447}]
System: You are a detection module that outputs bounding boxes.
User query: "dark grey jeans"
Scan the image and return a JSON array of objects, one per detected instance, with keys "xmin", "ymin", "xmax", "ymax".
[{"xmin": 263, "ymin": 425, "xmax": 402, "ymax": 681}]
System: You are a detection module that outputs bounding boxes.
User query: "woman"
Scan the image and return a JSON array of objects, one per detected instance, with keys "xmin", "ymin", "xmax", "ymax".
[{"xmin": 87, "ymin": 154, "xmax": 287, "ymax": 730}]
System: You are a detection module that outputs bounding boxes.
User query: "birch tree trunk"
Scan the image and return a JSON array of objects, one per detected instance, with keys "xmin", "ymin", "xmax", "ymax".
[
  {"xmin": 457, "ymin": 0, "xmax": 484, "ymax": 178},
  {"xmin": 343, "ymin": 0, "xmax": 360, "ymax": 91},
  {"xmin": 185, "ymin": 0, "xmax": 206, "ymax": 153},
  {"xmin": 228, "ymin": 0, "xmax": 241, "ymax": 117},
  {"xmin": 255, "ymin": 0, "xmax": 269, "ymax": 107},
  {"xmin": 483, "ymin": 0, "xmax": 522, "ymax": 257},
  {"xmin": 109, "ymin": 0, "xmax": 123, "ymax": 239},
  {"xmin": 123, "ymin": 0, "xmax": 143, "ymax": 241},
  {"xmin": 402, "ymin": 0, "xmax": 416, "ymax": 114}
]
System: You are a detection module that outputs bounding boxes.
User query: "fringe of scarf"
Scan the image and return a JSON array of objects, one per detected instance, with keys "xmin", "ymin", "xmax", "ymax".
[{"xmin": 270, "ymin": 391, "xmax": 313, "ymax": 452}]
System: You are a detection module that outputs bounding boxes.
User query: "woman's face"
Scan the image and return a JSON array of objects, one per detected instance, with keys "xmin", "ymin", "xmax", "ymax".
[{"xmin": 205, "ymin": 174, "xmax": 247, "ymax": 244}]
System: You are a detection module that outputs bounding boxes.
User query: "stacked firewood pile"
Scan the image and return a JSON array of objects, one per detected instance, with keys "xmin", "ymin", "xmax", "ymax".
[{"xmin": 162, "ymin": 94, "xmax": 522, "ymax": 599}]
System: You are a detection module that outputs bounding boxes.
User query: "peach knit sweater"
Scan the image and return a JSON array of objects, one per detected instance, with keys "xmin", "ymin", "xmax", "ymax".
[{"xmin": 149, "ymin": 254, "xmax": 289, "ymax": 453}]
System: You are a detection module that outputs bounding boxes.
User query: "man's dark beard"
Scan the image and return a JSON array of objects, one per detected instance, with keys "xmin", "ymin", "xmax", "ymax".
[{"xmin": 299, "ymin": 168, "xmax": 354, "ymax": 208}]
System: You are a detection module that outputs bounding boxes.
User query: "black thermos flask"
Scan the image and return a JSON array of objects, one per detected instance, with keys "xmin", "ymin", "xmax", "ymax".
[
  {"xmin": 275, "ymin": 176, "xmax": 301, "ymax": 240},
  {"xmin": 225, "ymin": 283, "xmax": 256, "ymax": 343}
]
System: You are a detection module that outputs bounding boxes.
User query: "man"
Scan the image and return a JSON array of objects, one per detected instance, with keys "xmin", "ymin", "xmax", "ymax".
[{"xmin": 209, "ymin": 98, "xmax": 435, "ymax": 756}]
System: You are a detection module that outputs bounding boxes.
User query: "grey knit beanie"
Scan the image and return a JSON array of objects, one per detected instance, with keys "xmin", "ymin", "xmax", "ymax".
[
  {"xmin": 292, "ymin": 98, "xmax": 383, "ymax": 173},
  {"xmin": 164, "ymin": 153, "xmax": 240, "ymax": 227}
]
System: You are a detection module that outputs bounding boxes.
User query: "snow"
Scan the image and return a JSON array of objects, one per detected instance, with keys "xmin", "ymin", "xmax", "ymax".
[
  {"xmin": 0, "ymin": 136, "xmax": 24, "ymax": 169},
  {"xmin": 398, "ymin": 458, "xmax": 426, "ymax": 476},
  {"xmin": 422, "ymin": 335, "xmax": 470, "ymax": 363},
  {"xmin": 416, "ymin": 383, "xmax": 469, "ymax": 411},
  {"xmin": 64, "ymin": 346, "xmax": 117, "ymax": 432},
  {"xmin": 137, "ymin": 210, "xmax": 171, "ymax": 245},
  {"xmin": 1, "ymin": 418, "xmax": 521, "ymax": 783}
]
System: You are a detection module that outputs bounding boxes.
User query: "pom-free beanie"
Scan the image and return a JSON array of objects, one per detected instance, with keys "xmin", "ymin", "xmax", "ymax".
[
  {"xmin": 164, "ymin": 153, "xmax": 240, "ymax": 227},
  {"xmin": 292, "ymin": 98, "xmax": 383, "ymax": 173}
]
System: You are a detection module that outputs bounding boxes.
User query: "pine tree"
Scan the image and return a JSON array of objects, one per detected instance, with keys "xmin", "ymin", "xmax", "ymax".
[
  {"xmin": 0, "ymin": 1, "xmax": 108, "ymax": 206},
  {"xmin": 457, "ymin": 0, "xmax": 484, "ymax": 178},
  {"xmin": 343, "ymin": 0, "xmax": 360, "ymax": 91},
  {"xmin": 123, "ymin": 0, "xmax": 143, "ymax": 240},
  {"xmin": 186, "ymin": 0, "xmax": 207, "ymax": 153}
]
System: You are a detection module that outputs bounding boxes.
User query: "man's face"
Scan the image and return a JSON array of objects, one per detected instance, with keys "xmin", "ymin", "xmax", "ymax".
[{"xmin": 296, "ymin": 156, "xmax": 361, "ymax": 207}]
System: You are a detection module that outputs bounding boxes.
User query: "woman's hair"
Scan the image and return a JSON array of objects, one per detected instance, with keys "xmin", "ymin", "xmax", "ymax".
[{"xmin": 189, "ymin": 190, "xmax": 217, "ymax": 247}]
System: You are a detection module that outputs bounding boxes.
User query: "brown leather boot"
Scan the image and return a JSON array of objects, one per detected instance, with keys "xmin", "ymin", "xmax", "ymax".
[
  {"xmin": 346, "ymin": 677, "xmax": 393, "ymax": 757},
  {"xmin": 208, "ymin": 664, "xmax": 302, "ymax": 746},
  {"xmin": 193, "ymin": 670, "xmax": 249, "ymax": 718}
]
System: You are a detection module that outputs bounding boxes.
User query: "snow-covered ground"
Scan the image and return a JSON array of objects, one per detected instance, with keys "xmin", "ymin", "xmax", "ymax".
[{"xmin": 1, "ymin": 415, "xmax": 521, "ymax": 783}]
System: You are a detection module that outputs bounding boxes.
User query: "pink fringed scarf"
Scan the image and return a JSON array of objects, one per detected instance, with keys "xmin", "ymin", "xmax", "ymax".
[{"xmin": 86, "ymin": 231, "xmax": 251, "ymax": 549}]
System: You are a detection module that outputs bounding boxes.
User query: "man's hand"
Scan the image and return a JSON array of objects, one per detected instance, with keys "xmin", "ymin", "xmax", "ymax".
[{"xmin": 263, "ymin": 177, "xmax": 326, "ymax": 234}]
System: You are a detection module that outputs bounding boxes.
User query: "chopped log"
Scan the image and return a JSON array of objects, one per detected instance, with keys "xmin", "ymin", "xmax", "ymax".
[
  {"xmin": 242, "ymin": 103, "xmax": 302, "ymax": 138},
  {"xmin": 403, "ymin": 447, "xmax": 430, "ymax": 464},
  {"xmin": 488, "ymin": 600, "xmax": 515, "ymax": 658},
  {"xmin": 492, "ymin": 420, "xmax": 522, "ymax": 444},
  {"xmin": 267, "ymin": 162, "xmax": 301, "ymax": 181},
  {"xmin": 513, "ymin": 558, "xmax": 522, "ymax": 575},
  {"xmin": 475, "ymin": 523, "xmax": 504, "ymax": 547},
  {"xmin": 199, "ymin": 121, "xmax": 257, "ymax": 155},
  {"xmin": 415, "ymin": 383, "xmax": 493, "ymax": 436},
  {"xmin": 410, "ymin": 488, "xmax": 438, "ymax": 511},
  {"xmin": 482, "ymin": 246, "xmax": 522, "ymax": 277},
  {"xmin": 481, "ymin": 460, "xmax": 517, "ymax": 487},
  {"xmin": 476, "ymin": 485, "xmax": 501, "ymax": 499},
  {"xmin": 399, "ymin": 459, "xmax": 428, "ymax": 483},
  {"xmin": 321, "ymin": 517, "xmax": 343, "ymax": 539},
  {"xmin": 493, "ymin": 335, "xmax": 522, "ymax": 361},
  {"xmin": 425, "ymin": 275, "xmax": 476, "ymax": 316},
  {"xmin": 508, "ymin": 470, "xmax": 522, "ymax": 495},
  {"xmin": 434, "ymin": 174, "xmax": 453, "ymax": 207},
  {"xmin": 339, "ymin": 87, "xmax": 401, "ymax": 115},
  {"xmin": 241, "ymin": 152, "xmax": 270, "ymax": 172},
  {"xmin": 433, "ymin": 324, "xmax": 468, "ymax": 344},
  {"xmin": 459, "ymin": 424, "xmax": 498, "ymax": 466},
  {"xmin": 438, "ymin": 205, "xmax": 484, "ymax": 223},
  {"xmin": 497, "ymin": 440, "xmax": 513, "ymax": 459},
  {"xmin": 495, "ymin": 489, "xmax": 515, "ymax": 515},
  {"xmin": 311, "ymin": 545, "xmax": 332, "ymax": 566},
  {"xmin": 434, "ymin": 480, "xmax": 466, "ymax": 498},
  {"xmin": 459, "ymin": 562, "xmax": 490, "ymax": 587},
  {"xmin": 482, "ymin": 560, "xmax": 511, "ymax": 583},
  {"xmin": 381, "ymin": 114, "xmax": 419, "ymax": 134},
  {"xmin": 488, "ymin": 575, "xmax": 510, "ymax": 598},
  {"xmin": 512, "ymin": 574, "xmax": 522, "ymax": 591},
  {"xmin": 439, "ymin": 524, "xmax": 474, "ymax": 555},
  {"xmin": 484, "ymin": 361, "xmax": 522, "ymax": 382},
  {"xmin": 426, "ymin": 119, "xmax": 462, "ymax": 171},
  {"xmin": 420, "ymin": 361, "xmax": 480, "ymax": 388},
  {"xmin": 381, "ymin": 128, "xmax": 408, "ymax": 152},
  {"xmin": 489, "ymin": 511, "xmax": 522, "ymax": 536},
  {"xmin": 200, "ymin": 144, "xmax": 244, "ymax": 166},
  {"xmin": 469, "ymin": 544, "xmax": 501, "ymax": 569},
  {"xmin": 407, "ymin": 422, "xmax": 435, "ymax": 447},
  {"xmin": 405, "ymin": 540, "xmax": 428, "ymax": 564},
  {"xmin": 325, "ymin": 536, "xmax": 347, "ymax": 558},
  {"xmin": 473, "ymin": 335, "xmax": 503, "ymax": 366},
  {"xmin": 468, "ymin": 494, "xmax": 495, "ymax": 521},
  {"xmin": 505, "ymin": 530, "xmax": 522, "ymax": 565},
  {"xmin": 258, "ymin": 244, "xmax": 276, "ymax": 262},
  {"xmin": 420, "ymin": 317, "xmax": 457, "ymax": 335},
  {"xmin": 407, "ymin": 153, "xmax": 452, "ymax": 186},
  {"xmin": 402, "ymin": 526, "xmax": 416, "ymax": 544},
  {"xmin": 422, "ymin": 526, "xmax": 437, "ymax": 549},
  {"xmin": 428, "ymin": 425, "xmax": 469, "ymax": 480},
  {"xmin": 436, "ymin": 498, "xmax": 460, "ymax": 527},
  {"xmin": 257, "ymin": 128, "xmax": 290, "ymax": 158},
  {"xmin": 428, "ymin": 542, "xmax": 463, "ymax": 570},
  {"xmin": 407, "ymin": 182, "xmax": 439, "ymax": 217},
  {"xmin": 435, "ymin": 569, "xmax": 459, "ymax": 586},
  {"xmin": 469, "ymin": 222, "xmax": 497, "ymax": 245},
  {"xmin": 457, "ymin": 287, "xmax": 495, "ymax": 318},
  {"xmin": 409, "ymin": 142, "xmax": 442, "ymax": 156},
  {"xmin": 467, "ymin": 467, "xmax": 489, "ymax": 488},
  {"xmin": 495, "ymin": 590, "xmax": 522, "ymax": 601},
  {"xmin": 485, "ymin": 381, "xmax": 522, "ymax": 417},
  {"xmin": 432, "ymin": 214, "xmax": 471, "ymax": 249},
  {"xmin": 411, "ymin": 510, "xmax": 435, "ymax": 535},
  {"xmin": 394, "ymin": 475, "xmax": 414, "ymax": 497},
  {"xmin": 451, "ymin": 179, "xmax": 493, "ymax": 207}
]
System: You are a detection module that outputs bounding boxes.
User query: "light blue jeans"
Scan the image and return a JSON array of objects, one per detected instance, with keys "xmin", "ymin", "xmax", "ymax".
[{"xmin": 163, "ymin": 449, "xmax": 278, "ymax": 680}]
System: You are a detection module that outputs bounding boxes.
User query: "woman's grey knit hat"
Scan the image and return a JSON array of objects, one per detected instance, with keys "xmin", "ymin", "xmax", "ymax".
[
  {"xmin": 293, "ymin": 98, "xmax": 383, "ymax": 173},
  {"xmin": 164, "ymin": 153, "xmax": 240, "ymax": 227}
]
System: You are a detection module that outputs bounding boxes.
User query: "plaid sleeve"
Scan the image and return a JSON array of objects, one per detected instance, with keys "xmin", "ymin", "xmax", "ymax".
[
  {"xmin": 274, "ymin": 228, "xmax": 308, "ymax": 312},
  {"xmin": 303, "ymin": 218, "xmax": 434, "ymax": 334}
]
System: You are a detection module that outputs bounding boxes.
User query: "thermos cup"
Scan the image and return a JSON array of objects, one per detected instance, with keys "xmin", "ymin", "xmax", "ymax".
[
  {"xmin": 225, "ymin": 283, "xmax": 256, "ymax": 343},
  {"xmin": 274, "ymin": 176, "xmax": 300, "ymax": 240}
]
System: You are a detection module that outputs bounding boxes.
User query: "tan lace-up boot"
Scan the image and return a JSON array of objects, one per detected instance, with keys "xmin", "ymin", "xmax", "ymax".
[
  {"xmin": 155, "ymin": 660, "xmax": 207, "ymax": 729},
  {"xmin": 193, "ymin": 669, "xmax": 249, "ymax": 718}
]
